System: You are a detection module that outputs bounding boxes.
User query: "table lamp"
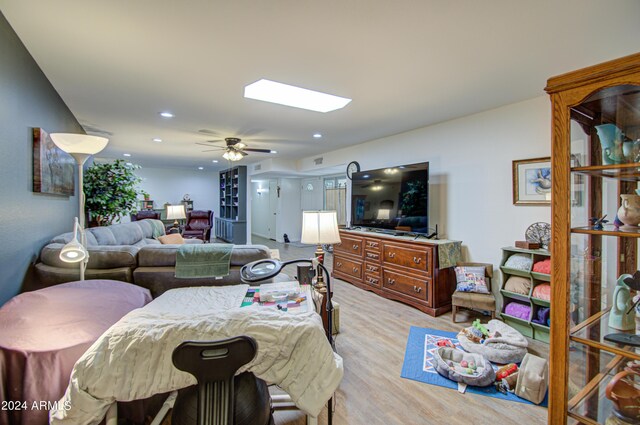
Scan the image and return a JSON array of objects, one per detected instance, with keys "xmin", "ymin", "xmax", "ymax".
[
  {"xmin": 166, "ymin": 204, "xmax": 186, "ymax": 231},
  {"xmin": 300, "ymin": 210, "xmax": 341, "ymax": 289},
  {"xmin": 50, "ymin": 133, "xmax": 109, "ymax": 280}
]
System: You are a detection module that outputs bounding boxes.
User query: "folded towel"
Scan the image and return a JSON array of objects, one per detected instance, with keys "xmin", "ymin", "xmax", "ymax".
[
  {"xmin": 175, "ymin": 243, "xmax": 234, "ymax": 278},
  {"xmin": 150, "ymin": 219, "xmax": 166, "ymax": 239}
]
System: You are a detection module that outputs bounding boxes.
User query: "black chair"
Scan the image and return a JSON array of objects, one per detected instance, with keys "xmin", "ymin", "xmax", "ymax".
[{"xmin": 171, "ymin": 336, "xmax": 273, "ymax": 425}]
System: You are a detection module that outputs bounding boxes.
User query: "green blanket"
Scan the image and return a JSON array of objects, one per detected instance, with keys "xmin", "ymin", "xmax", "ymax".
[
  {"xmin": 150, "ymin": 219, "xmax": 165, "ymax": 239},
  {"xmin": 175, "ymin": 243, "xmax": 234, "ymax": 279}
]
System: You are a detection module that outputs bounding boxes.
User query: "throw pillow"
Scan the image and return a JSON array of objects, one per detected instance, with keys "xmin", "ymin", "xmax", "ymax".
[
  {"xmin": 504, "ymin": 302, "xmax": 531, "ymax": 320},
  {"xmin": 532, "ymin": 258, "xmax": 551, "ymax": 274},
  {"xmin": 504, "ymin": 276, "xmax": 531, "ymax": 295},
  {"xmin": 158, "ymin": 233, "xmax": 185, "ymax": 244},
  {"xmin": 454, "ymin": 266, "xmax": 489, "ymax": 294},
  {"xmin": 504, "ymin": 253, "xmax": 533, "ymax": 271}
]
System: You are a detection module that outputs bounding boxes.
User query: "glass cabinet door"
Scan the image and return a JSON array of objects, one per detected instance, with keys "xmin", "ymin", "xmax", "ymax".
[{"xmin": 567, "ymin": 84, "xmax": 640, "ymax": 425}]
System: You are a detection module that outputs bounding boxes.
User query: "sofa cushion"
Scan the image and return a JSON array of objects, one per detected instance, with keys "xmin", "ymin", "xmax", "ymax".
[{"xmin": 137, "ymin": 244, "xmax": 271, "ymax": 268}]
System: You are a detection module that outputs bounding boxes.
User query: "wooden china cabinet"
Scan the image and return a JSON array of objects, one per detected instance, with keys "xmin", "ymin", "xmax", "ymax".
[{"xmin": 547, "ymin": 53, "xmax": 640, "ymax": 425}]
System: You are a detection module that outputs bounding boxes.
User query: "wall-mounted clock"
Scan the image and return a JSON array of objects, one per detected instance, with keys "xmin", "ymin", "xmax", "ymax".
[{"xmin": 346, "ymin": 161, "xmax": 360, "ymax": 180}]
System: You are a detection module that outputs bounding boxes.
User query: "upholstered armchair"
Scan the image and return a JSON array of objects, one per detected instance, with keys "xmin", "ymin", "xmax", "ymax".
[
  {"xmin": 131, "ymin": 210, "xmax": 161, "ymax": 221},
  {"xmin": 182, "ymin": 210, "xmax": 213, "ymax": 241}
]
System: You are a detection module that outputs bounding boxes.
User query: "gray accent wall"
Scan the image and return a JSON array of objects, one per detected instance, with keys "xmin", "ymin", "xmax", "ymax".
[{"xmin": 0, "ymin": 11, "xmax": 83, "ymax": 305}]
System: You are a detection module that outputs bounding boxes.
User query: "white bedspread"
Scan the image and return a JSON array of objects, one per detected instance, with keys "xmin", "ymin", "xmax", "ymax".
[{"xmin": 50, "ymin": 285, "xmax": 343, "ymax": 424}]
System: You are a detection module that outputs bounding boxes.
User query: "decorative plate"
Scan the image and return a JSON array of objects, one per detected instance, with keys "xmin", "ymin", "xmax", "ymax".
[{"xmin": 525, "ymin": 222, "xmax": 551, "ymax": 250}]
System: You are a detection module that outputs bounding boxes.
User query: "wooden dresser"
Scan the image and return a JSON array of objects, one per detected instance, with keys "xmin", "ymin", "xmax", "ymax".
[{"xmin": 332, "ymin": 229, "xmax": 457, "ymax": 316}]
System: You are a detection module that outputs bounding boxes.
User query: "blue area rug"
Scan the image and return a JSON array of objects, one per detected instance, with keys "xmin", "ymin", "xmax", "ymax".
[{"xmin": 401, "ymin": 326, "xmax": 548, "ymax": 406}]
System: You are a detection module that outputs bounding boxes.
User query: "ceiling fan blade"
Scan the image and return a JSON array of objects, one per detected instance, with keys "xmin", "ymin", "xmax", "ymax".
[
  {"xmin": 243, "ymin": 148, "xmax": 273, "ymax": 153},
  {"xmin": 202, "ymin": 149, "xmax": 226, "ymax": 152},
  {"xmin": 196, "ymin": 142, "xmax": 225, "ymax": 148}
]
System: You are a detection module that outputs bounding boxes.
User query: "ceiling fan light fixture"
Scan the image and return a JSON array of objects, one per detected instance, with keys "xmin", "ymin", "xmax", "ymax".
[
  {"xmin": 244, "ymin": 79, "xmax": 351, "ymax": 113},
  {"xmin": 223, "ymin": 149, "xmax": 244, "ymax": 162}
]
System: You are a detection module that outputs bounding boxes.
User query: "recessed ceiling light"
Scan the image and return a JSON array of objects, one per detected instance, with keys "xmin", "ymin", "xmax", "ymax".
[
  {"xmin": 270, "ymin": 150, "xmax": 277, "ymax": 154},
  {"xmin": 313, "ymin": 133, "xmax": 322, "ymax": 138},
  {"xmin": 123, "ymin": 153, "xmax": 131, "ymax": 157},
  {"xmin": 244, "ymin": 79, "xmax": 351, "ymax": 113},
  {"xmin": 198, "ymin": 167, "xmax": 204, "ymax": 170},
  {"xmin": 212, "ymin": 160, "xmax": 219, "ymax": 163},
  {"xmin": 159, "ymin": 111, "xmax": 174, "ymax": 118},
  {"xmin": 152, "ymin": 138, "xmax": 162, "ymax": 143}
]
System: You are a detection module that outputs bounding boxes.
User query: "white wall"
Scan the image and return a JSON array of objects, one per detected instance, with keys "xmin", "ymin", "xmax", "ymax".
[
  {"xmin": 296, "ymin": 95, "xmax": 552, "ymax": 295},
  {"xmin": 136, "ymin": 167, "xmax": 219, "ymax": 215},
  {"xmin": 251, "ymin": 180, "xmax": 270, "ymax": 238}
]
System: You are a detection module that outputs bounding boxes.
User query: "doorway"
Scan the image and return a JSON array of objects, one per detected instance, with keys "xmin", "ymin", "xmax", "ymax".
[{"xmin": 268, "ymin": 179, "xmax": 278, "ymax": 240}]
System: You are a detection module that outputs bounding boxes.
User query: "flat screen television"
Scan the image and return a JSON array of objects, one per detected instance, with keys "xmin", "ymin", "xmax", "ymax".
[{"xmin": 350, "ymin": 162, "xmax": 430, "ymax": 235}]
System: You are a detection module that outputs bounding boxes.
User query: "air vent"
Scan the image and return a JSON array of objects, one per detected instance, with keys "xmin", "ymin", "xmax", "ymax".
[
  {"xmin": 254, "ymin": 164, "xmax": 262, "ymax": 171},
  {"xmin": 314, "ymin": 157, "xmax": 323, "ymax": 165}
]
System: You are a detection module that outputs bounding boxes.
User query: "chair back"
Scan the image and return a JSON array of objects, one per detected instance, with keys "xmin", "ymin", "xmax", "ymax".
[
  {"xmin": 172, "ymin": 336, "xmax": 257, "ymax": 425},
  {"xmin": 132, "ymin": 210, "xmax": 161, "ymax": 221},
  {"xmin": 456, "ymin": 262, "xmax": 494, "ymax": 291},
  {"xmin": 186, "ymin": 210, "xmax": 213, "ymax": 230}
]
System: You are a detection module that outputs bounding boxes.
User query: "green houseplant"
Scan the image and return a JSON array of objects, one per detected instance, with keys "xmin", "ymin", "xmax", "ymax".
[{"xmin": 84, "ymin": 159, "xmax": 144, "ymax": 226}]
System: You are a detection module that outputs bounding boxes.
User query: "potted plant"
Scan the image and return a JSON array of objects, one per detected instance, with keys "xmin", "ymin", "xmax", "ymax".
[{"xmin": 84, "ymin": 159, "xmax": 145, "ymax": 226}]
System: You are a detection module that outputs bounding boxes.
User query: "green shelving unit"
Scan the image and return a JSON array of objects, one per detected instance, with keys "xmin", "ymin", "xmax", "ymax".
[{"xmin": 499, "ymin": 246, "xmax": 551, "ymax": 343}]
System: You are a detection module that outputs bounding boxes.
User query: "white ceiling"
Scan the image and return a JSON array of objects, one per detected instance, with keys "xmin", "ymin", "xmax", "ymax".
[{"xmin": 2, "ymin": 0, "xmax": 640, "ymax": 171}]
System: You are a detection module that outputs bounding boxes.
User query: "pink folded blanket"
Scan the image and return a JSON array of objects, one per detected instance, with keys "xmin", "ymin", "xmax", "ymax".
[{"xmin": 532, "ymin": 258, "xmax": 551, "ymax": 274}]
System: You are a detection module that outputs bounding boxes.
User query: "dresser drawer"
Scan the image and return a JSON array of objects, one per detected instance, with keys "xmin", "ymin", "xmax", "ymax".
[
  {"xmin": 333, "ymin": 256, "xmax": 363, "ymax": 279},
  {"xmin": 365, "ymin": 251, "xmax": 380, "ymax": 262},
  {"xmin": 365, "ymin": 238, "xmax": 381, "ymax": 253},
  {"xmin": 382, "ymin": 269, "xmax": 430, "ymax": 303},
  {"xmin": 334, "ymin": 235, "xmax": 364, "ymax": 257},
  {"xmin": 383, "ymin": 243, "xmax": 432, "ymax": 275},
  {"xmin": 364, "ymin": 262, "xmax": 381, "ymax": 275},
  {"xmin": 364, "ymin": 273, "xmax": 381, "ymax": 288}
]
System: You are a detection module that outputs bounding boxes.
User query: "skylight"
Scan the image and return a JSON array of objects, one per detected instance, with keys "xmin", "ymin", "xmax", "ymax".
[{"xmin": 244, "ymin": 79, "xmax": 352, "ymax": 113}]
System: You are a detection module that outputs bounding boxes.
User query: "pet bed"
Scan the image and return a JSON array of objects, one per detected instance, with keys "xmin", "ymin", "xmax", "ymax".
[{"xmin": 431, "ymin": 347, "xmax": 495, "ymax": 387}]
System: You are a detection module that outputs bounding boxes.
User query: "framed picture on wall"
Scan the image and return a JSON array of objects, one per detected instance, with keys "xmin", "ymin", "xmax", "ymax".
[
  {"xmin": 32, "ymin": 127, "xmax": 75, "ymax": 196},
  {"xmin": 512, "ymin": 157, "xmax": 551, "ymax": 205}
]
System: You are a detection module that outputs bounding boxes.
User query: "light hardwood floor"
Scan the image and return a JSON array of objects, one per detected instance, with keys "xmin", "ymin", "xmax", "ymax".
[{"xmin": 248, "ymin": 236, "xmax": 549, "ymax": 425}]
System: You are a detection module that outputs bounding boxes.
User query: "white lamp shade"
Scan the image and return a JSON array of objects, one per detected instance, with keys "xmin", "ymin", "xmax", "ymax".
[
  {"xmin": 166, "ymin": 204, "xmax": 186, "ymax": 220},
  {"xmin": 50, "ymin": 133, "xmax": 109, "ymax": 155},
  {"xmin": 377, "ymin": 209, "xmax": 391, "ymax": 220},
  {"xmin": 301, "ymin": 211, "xmax": 341, "ymax": 245},
  {"xmin": 60, "ymin": 239, "xmax": 88, "ymax": 263}
]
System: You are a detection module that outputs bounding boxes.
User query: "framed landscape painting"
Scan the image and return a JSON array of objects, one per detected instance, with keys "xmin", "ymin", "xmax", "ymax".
[
  {"xmin": 33, "ymin": 127, "xmax": 74, "ymax": 196},
  {"xmin": 512, "ymin": 157, "xmax": 551, "ymax": 205}
]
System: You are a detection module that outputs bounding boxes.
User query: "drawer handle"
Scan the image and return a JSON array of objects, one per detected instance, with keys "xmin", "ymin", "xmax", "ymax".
[
  {"xmin": 352, "ymin": 244, "xmax": 359, "ymax": 250},
  {"xmin": 388, "ymin": 278, "xmax": 396, "ymax": 285},
  {"xmin": 353, "ymin": 267, "xmax": 359, "ymax": 273},
  {"xmin": 336, "ymin": 262, "xmax": 342, "ymax": 267},
  {"xmin": 388, "ymin": 252, "xmax": 396, "ymax": 258},
  {"xmin": 413, "ymin": 285, "xmax": 422, "ymax": 293},
  {"xmin": 413, "ymin": 257, "xmax": 421, "ymax": 264},
  {"xmin": 368, "ymin": 265, "xmax": 377, "ymax": 271}
]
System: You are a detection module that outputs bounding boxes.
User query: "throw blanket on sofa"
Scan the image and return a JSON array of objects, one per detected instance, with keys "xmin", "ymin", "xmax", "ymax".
[
  {"xmin": 50, "ymin": 285, "xmax": 343, "ymax": 424},
  {"xmin": 175, "ymin": 243, "xmax": 234, "ymax": 278}
]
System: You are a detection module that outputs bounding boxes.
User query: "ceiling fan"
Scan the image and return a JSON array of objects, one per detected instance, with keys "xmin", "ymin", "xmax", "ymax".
[{"xmin": 196, "ymin": 137, "xmax": 276, "ymax": 161}]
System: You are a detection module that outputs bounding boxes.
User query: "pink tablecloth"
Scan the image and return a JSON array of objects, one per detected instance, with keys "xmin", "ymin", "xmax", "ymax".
[{"xmin": 0, "ymin": 280, "xmax": 151, "ymax": 425}]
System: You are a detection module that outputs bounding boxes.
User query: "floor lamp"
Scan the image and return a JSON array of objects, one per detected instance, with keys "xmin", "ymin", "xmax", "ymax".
[{"xmin": 50, "ymin": 133, "xmax": 109, "ymax": 280}]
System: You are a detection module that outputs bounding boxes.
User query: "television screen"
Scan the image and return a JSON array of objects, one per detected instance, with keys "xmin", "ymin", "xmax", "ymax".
[{"xmin": 350, "ymin": 162, "xmax": 429, "ymax": 234}]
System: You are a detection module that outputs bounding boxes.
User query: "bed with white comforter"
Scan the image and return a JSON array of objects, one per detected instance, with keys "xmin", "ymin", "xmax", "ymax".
[{"xmin": 50, "ymin": 284, "xmax": 343, "ymax": 424}]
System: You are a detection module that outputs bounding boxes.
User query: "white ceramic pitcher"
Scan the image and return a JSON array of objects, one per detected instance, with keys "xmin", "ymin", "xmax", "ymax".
[{"xmin": 618, "ymin": 194, "xmax": 640, "ymax": 228}]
